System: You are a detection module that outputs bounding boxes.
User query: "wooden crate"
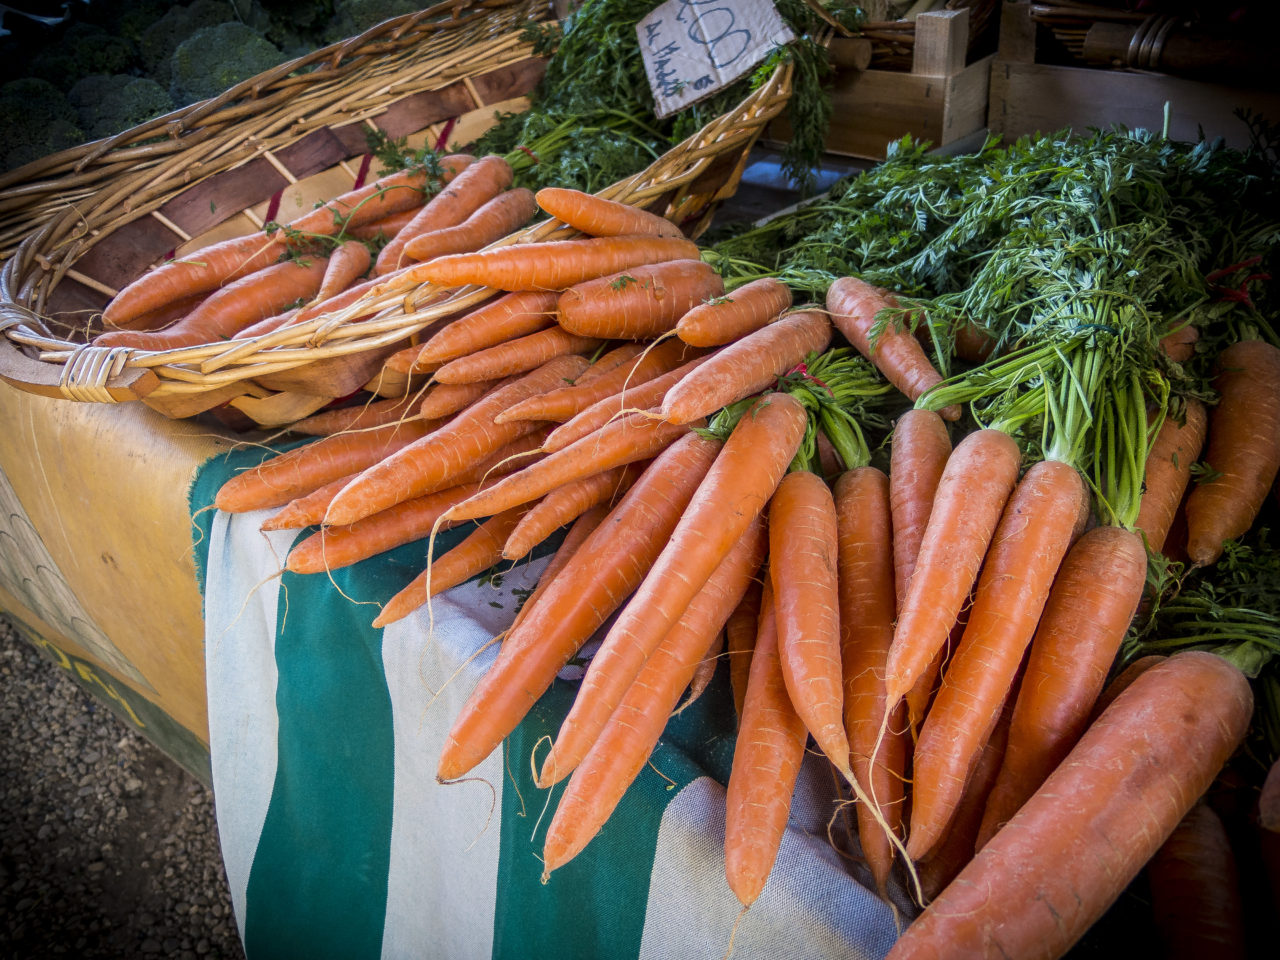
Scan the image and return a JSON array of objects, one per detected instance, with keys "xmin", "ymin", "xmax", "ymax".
[{"xmin": 989, "ymin": 1, "xmax": 1280, "ymax": 149}]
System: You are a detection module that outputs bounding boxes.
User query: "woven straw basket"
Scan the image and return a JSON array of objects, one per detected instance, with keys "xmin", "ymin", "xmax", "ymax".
[{"xmin": 0, "ymin": 0, "xmax": 792, "ymax": 426}]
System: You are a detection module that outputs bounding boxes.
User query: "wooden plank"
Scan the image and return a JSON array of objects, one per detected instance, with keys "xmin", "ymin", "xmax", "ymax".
[
  {"xmin": 470, "ymin": 57, "xmax": 547, "ymax": 105},
  {"xmin": 942, "ymin": 54, "xmax": 992, "ymax": 142},
  {"xmin": 44, "ymin": 276, "xmax": 109, "ymax": 329},
  {"xmin": 273, "ymin": 126, "xmax": 356, "ymax": 181},
  {"xmin": 156, "ymin": 156, "xmax": 289, "ymax": 237},
  {"xmin": 71, "ymin": 216, "xmax": 183, "ymax": 290},
  {"xmin": 377, "ymin": 82, "xmax": 479, "ymax": 141},
  {"xmin": 912, "ymin": 9, "xmax": 968, "ymax": 78},
  {"xmin": 997, "ymin": 0, "xmax": 1037, "ymax": 64}
]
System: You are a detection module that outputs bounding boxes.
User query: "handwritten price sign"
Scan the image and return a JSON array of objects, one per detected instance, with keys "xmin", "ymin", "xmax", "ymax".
[{"xmin": 637, "ymin": 0, "xmax": 795, "ymax": 119}]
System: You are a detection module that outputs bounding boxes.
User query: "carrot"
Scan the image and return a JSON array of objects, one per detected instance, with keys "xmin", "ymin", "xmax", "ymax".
[
  {"xmin": 345, "ymin": 206, "xmax": 421, "ymax": 242},
  {"xmin": 555, "ymin": 259, "xmax": 724, "ymax": 340},
  {"xmin": 885, "ymin": 650, "xmax": 1253, "ymax": 960},
  {"xmin": 416, "ymin": 379, "xmax": 498, "ymax": 420},
  {"xmin": 888, "ymin": 409, "xmax": 952, "ymax": 616},
  {"xmin": 567, "ymin": 342, "xmax": 647, "ymax": 383},
  {"xmin": 312, "ymin": 239, "xmax": 372, "ymax": 303},
  {"xmin": 324, "ymin": 356, "xmax": 588, "ymax": 525},
  {"xmin": 436, "ymin": 432, "xmax": 722, "ymax": 781},
  {"xmin": 540, "ymin": 517, "xmax": 767, "ymax": 878},
  {"xmin": 535, "ymin": 187, "xmax": 684, "ymax": 239},
  {"xmin": 508, "ymin": 501, "xmax": 610, "ymax": 635},
  {"xmin": 374, "ymin": 155, "xmax": 513, "ymax": 274},
  {"xmin": 501, "ymin": 462, "xmax": 641, "ymax": 560},
  {"xmin": 1090, "ymin": 654, "xmax": 1166, "ymax": 721},
  {"xmin": 974, "ymin": 524, "xmax": 1147, "ymax": 850},
  {"xmin": 951, "ymin": 320, "xmax": 997, "ymax": 364},
  {"xmin": 372, "ymin": 505, "xmax": 530, "ymax": 628},
  {"xmin": 675, "ymin": 276, "xmax": 793, "ymax": 347},
  {"xmin": 95, "ymin": 255, "xmax": 330, "ymax": 350},
  {"xmin": 768, "ymin": 470, "xmax": 850, "ymax": 775},
  {"xmin": 658, "ymin": 310, "xmax": 833, "ymax": 425},
  {"xmin": 834, "ymin": 466, "xmax": 906, "ymax": 898},
  {"xmin": 410, "ymin": 291, "xmax": 558, "ymax": 368},
  {"xmin": 1184, "ymin": 338, "xmax": 1280, "ymax": 565},
  {"xmin": 438, "ymin": 410, "xmax": 696, "ymax": 525},
  {"xmin": 1147, "ymin": 801, "xmax": 1247, "ymax": 960},
  {"xmin": 231, "ymin": 307, "xmax": 300, "ymax": 340},
  {"xmin": 1135, "ymin": 399, "xmax": 1208, "ymax": 553},
  {"xmin": 262, "ymin": 473, "xmax": 357, "ymax": 532},
  {"xmin": 431, "ymin": 326, "xmax": 604, "ymax": 385},
  {"xmin": 1261, "ymin": 754, "xmax": 1280, "ymax": 833},
  {"xmin": 403, "ymin": 233, "xmax": 702, "ymax": 291},
  {"xmin": 290, "ymin": 396, "xmax": 420, "ymax": 436},
  {"xmin": 496, "ymin": 338, "xmax": 697, "ymax": 424},
  {"xmin": 535, "ymin": 392, "xmax": 808, "ymax": 787},
  {"xmin": 680, "ymin": 628, "xmax": 723, "ymax": 715},
  {"xmin": 825, "ymin": 275, "xmax": 961, "ymax": 421},
  {"xmin": 399, "ymin": 186, "xmax": 537, "ymax": 265},
  {"xmin": 1160, "ymin": 323, "xmax": 1200, "ymax": 364},
  {"xmin": 906, "ymin": 458, "xmax": 1083, "ymax": 861},
  {"xmin": 105, "ymin": 290, "xmax": 210, "ymax": 332},
  {"xmin": 724, "ymin": 579, "xmax": 762, "ymax": 723},
  {"xmin": 541, "ymin": 354, "xmax": 711, "ymax": 453},
  {"xmin": 214, "ymin": 419, "xmax": 435, "ymax": 514},
  {"xmin": 883, "ymin": 428, "xmax": 1022, "ymax": 705},
  {"xmin": 723, "ymin": 579, "xmax": 810, "ymax": 908}
]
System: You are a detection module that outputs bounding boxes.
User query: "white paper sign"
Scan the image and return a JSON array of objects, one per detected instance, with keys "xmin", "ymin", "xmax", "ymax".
[{"xmin": 637, "ymin": 0, "xmax": 796, "ymax": 119}]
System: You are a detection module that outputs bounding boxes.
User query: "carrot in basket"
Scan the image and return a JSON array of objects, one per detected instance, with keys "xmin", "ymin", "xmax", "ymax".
[
  {"xmin": 888, "ymin": 409, "xmax": 952, "ymax": 614},
  {"xmin": 1135, "ymin": 398, "xmax": 1207, "ymax": 553},
  {"xmin": 535, "ymin": 392, "xmax": 808, "ymax": 788},
  {"xmin": 1184, "ymin": 338, "xmax": 1280, "ymax": 565},
  {"xmin": 372, "ymin": 505, "xmax": 531, "ymax": 628},
  {"xmin": 501, "ymin": 462, "xmax": 641, "ymax": 561},
  {"xmin": 555, "ymin": 258, "xmax": 724, "ymax": 340},
  {"xmin": 835, "ymin": 466, "xmax": 906, "ymax": 898},
  {"xmin": 675, "ymin": 276, "xmax": 793, "ymax": 347},
  {"xmin": 725, "ymin": 579, "xmax": 762, "ymax": 723},
  {"xmin": 95, "ymin": 255, "xmax": 331, "ymax": 350},
  {"xmin": 508, "ymin": 501, "xmax": 611, "ymax": 634},
  {"xmin": 262, "ymin": 473, "xmax": 358, "ymax": 532},
  {"xmin": 403, "ymin": 233, "xmax": 701, "ymax": 291},
  {"xmin": 290, "ymin": 395, "xmax": 421, "ymax": 436},
  {"xmin": 825, "ymin": 275, "xmax": 960, "ymax": 421},
  {"xmin": 906, "ymin": 458, "xmax": 1084, "ymax": 861},
  {"xmin": 374, "ymin": 154, "xmax": 513, "ymax": 274},
  {"xmin": 416, "ymin": 379, "xmax": 498, "ymax": 420},
  {"xmin": 410, "ymin": 290, "xmax": 557, "ymax": 368},
  {"xmin": 436, "ymin": 432, "xmax": 722, "ymax": 782},
  {"xmin": 324, "ymin": 355, "xmax": 588, "ymax": 525},
  {"xmin": 974, "ymin": 524, "xmax": 1147, "ymax": 850},
  {"xmin": 399, "ymin": 186, "xmax": 537, "ymax": 265},
  {"xmin": 345, "ymin": 206, "xmax": 420, "ymax": 242},
  {"xmin": 535, "ymin": 187, "xmax": 684, "ymax": 238},
  {"xmin": 312, "ymin": 239, "xmax": 372, "ymax": 303},
  {"xmin": 541, "ymin": 517, "xmax": 767, "ymax": 879},
  {"xmin": 214, "ymin": 418, "xmax": 435, "ymax": 514},
  {"xmin": 885, "ymin": 651, "xmax": 1253, "ymax": 960},
  {"xmin": 769, "ymin": 469, "xmax": 850, "ymax": 776},
  {"xmin": 431, "ymin": 326, "xmax": 604, "ymax": 385},
  {"xmin": 658, "ymin": 310, "xmax": 832, "ymax": 425},
  {"xmin": 883, "ymin": 428, "xmax": 1022, "ymax": 705},
  {"xmin": 724, "ymin": 579, "xmax": 810, "ymax": 908},
  {"xmin": 105, "ymin": 291, "xmax": 210, "ymax": 332}
]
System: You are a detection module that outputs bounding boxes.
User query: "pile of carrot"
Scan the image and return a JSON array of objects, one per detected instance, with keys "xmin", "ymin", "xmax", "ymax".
[{"xmin": 187, "ymin": 169, "xmax": 1280, "ymax": 959}]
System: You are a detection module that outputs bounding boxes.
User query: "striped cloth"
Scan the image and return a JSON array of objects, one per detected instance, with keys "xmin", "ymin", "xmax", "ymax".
[{"xmin": 191, "ymin": 445, "xmax": 906, "ymax": 960}]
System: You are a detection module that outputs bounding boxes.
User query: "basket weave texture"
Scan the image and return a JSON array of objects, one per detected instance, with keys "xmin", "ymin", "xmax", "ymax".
[{"xmin": 0, "ymin": 0, "xmax": 792, "ymax": 417}]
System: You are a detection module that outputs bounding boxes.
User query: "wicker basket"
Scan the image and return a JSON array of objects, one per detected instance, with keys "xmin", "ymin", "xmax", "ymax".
[{"xmin": 0, "ymin": 0, "xmax": 793, "ymax": 425}]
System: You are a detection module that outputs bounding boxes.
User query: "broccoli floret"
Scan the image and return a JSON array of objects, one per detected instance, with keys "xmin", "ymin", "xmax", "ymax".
[
  {"xmin": 169, "ymin": 21, "xmax": 288, "ymax": 106},
  {"xmin": 26, "ymin": 21, "xmax": 140, "ymax": 91},
  {"xmin": 139, "ymin": 0, "xmax": 240, "ymax": 84},
  {"xmin": 0, "ymin": 78, "xmax": 84, "ymax": 172},
  {"xmin": 68, "ymin": 74, "xmax": 175, "ymax": 140},
  {"xmin": 322, "ymin": 0, "xmax": 423, "ymax": 44}
]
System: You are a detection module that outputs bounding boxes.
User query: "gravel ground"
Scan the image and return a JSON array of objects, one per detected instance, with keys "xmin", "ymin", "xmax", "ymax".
[{"xmin": 0, "ymin": 614, "xmax": 245, "ymax": 960}]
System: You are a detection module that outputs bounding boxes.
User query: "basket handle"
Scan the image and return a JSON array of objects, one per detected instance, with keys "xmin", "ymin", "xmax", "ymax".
[{"xmin": 0, "ymin": 333, "xmax": 159, "ymax": 403}]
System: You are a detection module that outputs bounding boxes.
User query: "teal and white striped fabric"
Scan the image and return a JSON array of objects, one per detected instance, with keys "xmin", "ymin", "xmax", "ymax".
[{"xmin": 191, "ymin": 447, "xmax": 906, "ymax": 960}]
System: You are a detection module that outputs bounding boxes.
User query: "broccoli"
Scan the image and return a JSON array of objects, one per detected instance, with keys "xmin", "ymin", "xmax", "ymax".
[
  {"xmin": 139, "ymin": 0, "xmax": 242, "ymax": 86},
  {"xmin": 68, "ymin": 74, "xmax": 175, "ymax": 141},
  {"xmin": 169, "ymin": 21, "xmax": 289, "ymax": 106},
  {"xmin": 322, "ymin": 0, "xmax": 424, "ymax": 44},
  {"xmin": 26, "ymin": 21, "xmax": 140, "ymax": 91},
  {"xmin": 0, "ymin": 78, "xmax": 84, "ymax": 172}
]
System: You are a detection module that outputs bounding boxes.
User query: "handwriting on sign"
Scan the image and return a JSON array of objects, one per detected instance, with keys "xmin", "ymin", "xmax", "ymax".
[{"xmin": 637, "ymin": 0, "xmax": 795, "ymax": 119}]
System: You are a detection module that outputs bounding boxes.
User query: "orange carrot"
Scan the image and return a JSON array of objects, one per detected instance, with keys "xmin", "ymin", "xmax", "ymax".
[
  {"xmin": 1135, "ymin": 399, "xmax": 1208, "ymax": 553},
  {"xmin": 535, "ymin": 187, "xmax": 684, "ymax": 238},
  {"xmin": 436, "ymin": 432, "xmax": 722, "ymax": 781},
  {"xmin": 542, "ymin": 354, "xmax": 711, "ymax": 453},
  {"xmin": 290, "ymin": 396, "xmax": 420, "ymax": 436},
  {"xmin": 508, "ymin": 501, "xmax": 610, "ymax": 635},
  {"xmin": 105, "ymin": 290, "xmax": 210, "ymax": 332},
  {"xmin": 567, "ymin": 342, "xmax": 647, "ymax": 384},
  {"xmin": 374, "ymin": 155, "xmax": 513, "ymax": 274},
  {"xmin": 496, "ymin": 338, "xmax": 698, "ymax": 424},
  {"xmin": 888, "ymin": 409, "xmax": 952, "ymax": 614},
  {"xmin": 262, "ymin": 473, "xmax": 357, "ymax": 531},
  {"xmin": 825, "ymin": 275, "xmax": 960, "ymax": 421},
  {"xmin": 680, "ymin": 628, "xmax": 723, "ymax": 715},
  {"xmin": 372, "ymin": 505, "xmax": 530, "ymax": 627},
  {"xmin": 312, "ymin": 239, "xmax": 372, "ymax": 303},
  {"xmin": 1185, "ymin": 338, "xmax": 1280, "ymax": 565},
  {"xmin": 403, "ymin": 233, "xmax": 702, "ymax": 291},
  {"xmin": 416, "ymin": 379, "xmax": 498, "ymax": 420},
  {"xmin": 974, "ymin": 524, "xmax": 1147, "ymax": 850},
  {"xmin": 95, "ymin": 255, "xmax": 330, "ymax": 350},
  {"xmin": 883, "ymin": 428, "xmax": 1022, "ymax": 705},
  {"xmin": 399, "ymin": 186, "xmax": 537, "ymax": 265},
  {"xmin": 1260, "ymin": 754, "xmax": 1280, "ymax": 833},
  {"xmin": 541, "ymin": 517, "xmax": 767, "ymax": 878},
  {"xmin": 431, "ymin": 326, "xmax": 604, "ymax": 385},
  {"xmin": 410, "ymin": 291, "xmax": 558, "ymax": 368},
  {"xmin": 723, "ymin": 579, "xmax": 809, "ymax": 908},
  {"xmin": 834, "ymin": 466, "xmax": 906, "ymax": 898},
  {"xmin": 345, "ymin": 206, "xmax": 421, "ymax": 242},
  {"xmin": 555, "ymin": 259, "xmax": 724, "ymax": 340},
  {"xmin": 725, "ymin": 579, "xmax": 762, "ymax": 723},
  {"xmin": 659, "ymin": 310, "xmax": 833, "ymax": 425},
  {"xmin": 324, "ymin": 356, "xmax": 588, "ymax": 525},
  {"xmin": 535, "ymin": 392, "xmax": 808, "ymax": 787},
  {"xmin": 886, "ymin": 651, "xmax": 1252, "ymax": 960},
  {"xmin": 214, "ymin": 418, "xmax": 435, "ymax": 514},
  {"xmin": 906, "ymin": 458, "xmax": 1084, "ymax": 861},
  {"xmin": 768, "ymin": 469, "xmax": 850, "ymax": 776},
  {"xmin": 1091, "ymin": 654, "xmax": 1167, "ymax": 721},
  {"xmin": 287, "ymin": 155, "xmax": 475, "ymax": 235},
  {"xmin": 1160, "ymin": 323, "xmax": 1200, "ymax": 364},
  {"xmin": 675, "ymin": 276, "xmax": 793, "ymax": 347},
  {"xmin": 501, "ymin": 462, "xmax": 641, "ymax": 560}
]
